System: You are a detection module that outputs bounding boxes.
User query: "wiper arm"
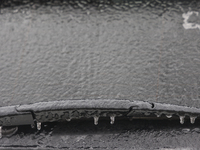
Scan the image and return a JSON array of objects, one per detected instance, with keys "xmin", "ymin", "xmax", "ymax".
[{"xmin": 0, "ymin": 100, "xmax": 200, "ymax": 137}]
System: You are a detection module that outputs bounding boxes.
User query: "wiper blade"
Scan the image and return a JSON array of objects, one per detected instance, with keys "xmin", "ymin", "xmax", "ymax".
[
  {"xmin": 0, "ymin": 100, "xmax": 200, "ymax": 135},
  {"xmin": 16, "ymin": 100, "xmax": 200, "ymax": 123}
]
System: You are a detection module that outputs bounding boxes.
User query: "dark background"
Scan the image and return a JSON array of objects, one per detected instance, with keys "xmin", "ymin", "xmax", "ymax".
[{"xmin": 1, "ymin": 119, "xmax": 200, "ymax": 149}]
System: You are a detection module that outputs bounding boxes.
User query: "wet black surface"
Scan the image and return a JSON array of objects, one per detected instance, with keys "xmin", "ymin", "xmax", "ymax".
[
  {"xmin": 0, "ymin": 0, "xmax": 200, "ymax": 107},
  {"xmin": 1, "ymin": 119, "xmax": 200, "ymax": 149}
]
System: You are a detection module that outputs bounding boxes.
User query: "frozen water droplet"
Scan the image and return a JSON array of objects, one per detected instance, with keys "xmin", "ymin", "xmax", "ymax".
[
  {"xmin": 182, "ymin": 128, "xmax": 190, "ymax": 133},
  {"xmin": 144, "ymin": 112, "xmax": 150, "ymax": 116},
  {"xmin": 0, "ymin": 126, "xmax": 2, "ymax": 139},
  {"xmin": 31, "ymin": 124, "xmax": 35, "ymax": 129},
  {"xmin": 166, "ymin": 114, "xmax": 172, "ymax": 118},
  {"xmin": 94, "ymin": 116, "xmax": 99, "ymax": 125},
  {"xmin": 156, "ymin": 113, "xmax": 161, "ymax": 117},
  {"xmin": 110, "ymin": 116, "xmax": 115, "ymax": 124},
  {"xmin": 192, "ymin": 128, "xmax": 200, "ymax": 133},
  {"xmin": 66, "ymin": 118, "xmax": 71, "ymax": 122},
  {"xmin": 190, "ymin": 117, "xmax": 196, "ymax": 124},
  {"xmin": 37, "ymin": 122, "xmax": 41, "ymax": 130},
  {"xmin": 180, "ymin": 116, "xmax": 185, "ymax": 124}
]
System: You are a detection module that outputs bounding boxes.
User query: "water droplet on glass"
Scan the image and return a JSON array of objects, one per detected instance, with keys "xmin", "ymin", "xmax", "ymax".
[
  {"xmin": 94, "ymin": 116, "xmax": 99, "ymax": 125},
  {"xmin": 180, "ymin": 116, "xmax": 185, "ymax": 124}
]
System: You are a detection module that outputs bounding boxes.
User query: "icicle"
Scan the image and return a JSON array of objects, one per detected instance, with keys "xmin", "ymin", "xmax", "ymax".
[
  {"xmin": 179, "ymin": 116, "xmax": 185, "ymax": 124},
  {"xmin": 37, "ymin": 122, "xmax": 41, "ymax": 130},
  {"xmin": 190, "ymin": 116, "xmax": 196, "ymax": 124},
  {"xmin": 94, "ymin": 116, "xmax": 99, "ymax": 125},
  {"xmin": 110, "ymin": 116, "xmax": 115, "ymax": 124},
  {"xmin": 0, "ymin": 126, "xmax": 2, "ymax": 139}
]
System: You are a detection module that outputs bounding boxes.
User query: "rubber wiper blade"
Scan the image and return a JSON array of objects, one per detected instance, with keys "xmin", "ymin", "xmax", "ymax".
[{"xmin": 0, "ymin": 100, "xmax": 200, "ymax": 133}]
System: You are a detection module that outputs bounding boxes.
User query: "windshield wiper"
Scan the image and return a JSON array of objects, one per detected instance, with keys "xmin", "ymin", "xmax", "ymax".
[{"xmin": 0, "ymin": 100, "xmax": 200, "ymax": 138}]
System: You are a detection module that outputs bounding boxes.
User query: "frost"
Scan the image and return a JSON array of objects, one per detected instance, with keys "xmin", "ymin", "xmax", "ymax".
[{"xmin": 182, "ymin": 11, "xmax": 200, "ymax": 30}]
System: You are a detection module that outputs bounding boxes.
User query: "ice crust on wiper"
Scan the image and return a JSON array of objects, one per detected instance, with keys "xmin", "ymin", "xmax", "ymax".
[{"xmin": 0, "ymin": 99, "xmax": 200, "ymax": 137}]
